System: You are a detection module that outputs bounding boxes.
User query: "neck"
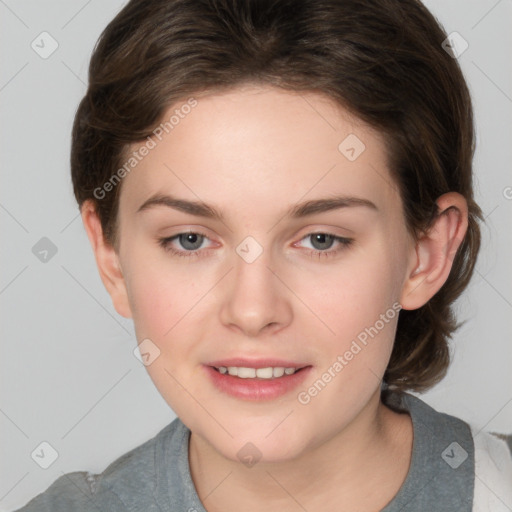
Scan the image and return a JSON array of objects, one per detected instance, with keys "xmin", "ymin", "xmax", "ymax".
[{"xmin": 188, "ymin": 389, "xmax": 413, "ymax": 512}]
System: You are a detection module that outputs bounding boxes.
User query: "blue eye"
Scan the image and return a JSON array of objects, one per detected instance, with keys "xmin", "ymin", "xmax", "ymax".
[
  {"xmin": 158, "ymin": 231, "xmax": 211, "ymax": 258},
  {"xmin": 296, "ymin": 233, "xmax": 354, "ymax": 259},
  {"xmin": 158, "ymin": 231, "xmax": 353, "ymax": 259},
  {"xmin": 174, "ymin": 232, "xmax": 205, "ymax": 251},
  {"xmin": 306, "ymin": 233, "xmax": 336, "ymax": 250}
]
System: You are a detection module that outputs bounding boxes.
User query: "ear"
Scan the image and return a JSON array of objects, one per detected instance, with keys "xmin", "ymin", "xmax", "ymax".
[
  {"xmin": 400, "ymin": 192, "xmax": 469, "ymax": 310},
  {"xmin": 81, "ymin": 200, "xmax": 132, "ymax": 318}
]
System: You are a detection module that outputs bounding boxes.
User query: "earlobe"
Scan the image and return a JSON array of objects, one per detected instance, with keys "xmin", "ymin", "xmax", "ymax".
[
  {"xmin": 81, "ymin": 201, "xmax": 133, "ymax": 319},
  {"xmin": 400, "ymin": 192, "xmax": 468, "ymax": 310}
]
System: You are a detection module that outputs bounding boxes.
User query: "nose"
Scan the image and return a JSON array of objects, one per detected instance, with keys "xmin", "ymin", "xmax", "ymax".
[{"xmin": 218, "ymin": 248, "xmax": 293, "ymax": 337}]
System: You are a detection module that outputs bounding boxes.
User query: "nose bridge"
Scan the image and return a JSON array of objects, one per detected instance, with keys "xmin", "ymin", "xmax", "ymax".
[
  {"xmin": 234, "ymin": 246, "xmax": 274, "ymax": 295},
  {"xmin": 219, "ymin": 238, "xmax": 292, "ymax": 335}
]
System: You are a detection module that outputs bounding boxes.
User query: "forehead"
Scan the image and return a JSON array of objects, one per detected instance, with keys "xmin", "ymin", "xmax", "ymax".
[{"xmin": 119, "ymin": 85, "xmax": 399, "ymax": 219}]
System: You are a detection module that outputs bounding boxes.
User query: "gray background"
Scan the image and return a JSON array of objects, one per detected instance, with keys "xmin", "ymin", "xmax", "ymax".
[{"xmin": 1, "ymin": 0, "xmax": 511, "ymax": 510}]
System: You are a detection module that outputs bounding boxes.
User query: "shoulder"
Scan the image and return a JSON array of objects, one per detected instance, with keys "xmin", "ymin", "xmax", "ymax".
[
  {"xmin": 11, "ymin": 470, "xmax": 120, "ymax": 512},
  {"xmin": 470, "ymin": 428, "xmax": 512, "ymax": 512},
  {"xmin": 385, "ymin": 391, "xmax": 512, "ymax": 511},
  {"xmin": 13, "ymin": 419, "xmax": 183, "ymax": 512}
]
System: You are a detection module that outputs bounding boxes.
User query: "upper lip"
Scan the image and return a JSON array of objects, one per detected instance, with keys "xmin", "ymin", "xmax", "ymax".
[{"xmin": 207, "ymin": 358, "xmax": 310, "ymax": 369}]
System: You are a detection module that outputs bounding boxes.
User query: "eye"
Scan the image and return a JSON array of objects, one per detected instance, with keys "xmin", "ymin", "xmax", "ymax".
[
  {"xmin": 295, "ymin": 232, "xmax": 353, "ymax": 259},
  {"xmin": 158, "ymin": 230, "xmax": 353, "ymax": 260},
  {"xmin": 158, "ymin": 231, "xmax": 212, "ymax": 258}
]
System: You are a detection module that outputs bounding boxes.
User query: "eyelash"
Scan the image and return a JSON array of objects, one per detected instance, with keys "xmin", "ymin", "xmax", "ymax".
[{"xmin": 158, "ymin": 231, "xmax": 354, "ymax": 260}]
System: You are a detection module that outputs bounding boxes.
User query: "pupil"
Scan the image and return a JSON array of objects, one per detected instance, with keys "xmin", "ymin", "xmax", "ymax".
[
  {"xmin": 180, "ymin": 233, "xmax": 203, "ymax": 250},
  {"xmin": 311, "ymin": 233, "xmax": 333, "ymax": 250}
]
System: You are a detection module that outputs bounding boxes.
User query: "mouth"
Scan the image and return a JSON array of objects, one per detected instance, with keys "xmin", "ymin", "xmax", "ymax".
[
  {"xmin": 211, "ymin": 365, "xmax": 307, "ymax": 379},
  {"xmin": 203, "ymin": 360, "xmax": 313, "ymax": 401}
]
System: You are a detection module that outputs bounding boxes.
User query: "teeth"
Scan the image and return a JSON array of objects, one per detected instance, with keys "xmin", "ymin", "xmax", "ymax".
[
  {"xmin": 218, "ymin": 366, "xmax": 299, "ymax": 378},
  {"xmin": 273, "ymin": 367, "xmax": 285, "ymax": 378},
  {"xmin": 237, "ymin": 367, "xmax": 256, "ymax": 378},
  {"xmin": 256, "ymin": 367, "xmax": 273, "ymax": 379}
]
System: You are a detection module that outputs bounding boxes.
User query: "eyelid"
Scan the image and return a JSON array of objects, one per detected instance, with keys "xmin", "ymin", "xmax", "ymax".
[
  {"xmin": 158, "ymin": 228, "xmax": 354, "ymax": 260},
  {"xmin": 292, "ymin": 232, "xmax": 353, "ymax": 255},
  {"xmin": 158, "ymin": 229, "xmax": 212, "ymax": 249},
  {"xmin": 292, "ymin": 224, "xmax": 354, "ymax": 239}
]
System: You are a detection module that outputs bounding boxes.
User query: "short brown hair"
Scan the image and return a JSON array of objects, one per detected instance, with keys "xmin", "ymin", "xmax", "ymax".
[{"xmin": 71, "ymin": 0, "xmax": 483, "ymax": 392}]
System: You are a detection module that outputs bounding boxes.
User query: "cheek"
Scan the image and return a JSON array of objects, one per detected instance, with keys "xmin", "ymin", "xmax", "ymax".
[
  {"xmin": 293, "ymin": 253, "xmax": 400, "ymax": 414},
  {"xmin": 120, "ymin": 226, "xmax": 186, "ymax": 328},
  {"xmin": 124, "ymin": 261, "xmax": 210, "ymax": 410},
  {"xmin": 300, "ymin": 251, "xmax": 399, "ymax": 339},
  {"xmin": 293, "ymin": 244, "xmax": 401, "ymax": 398},
  {"xmin": 126, "ymin": 254, "xmax": 208, "ymax": 341}
]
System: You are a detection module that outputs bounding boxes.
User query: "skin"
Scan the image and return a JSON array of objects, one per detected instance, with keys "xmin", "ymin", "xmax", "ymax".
[{"xmin": 82, "ymin": 85, "xmax": 468, "ymax": 511}]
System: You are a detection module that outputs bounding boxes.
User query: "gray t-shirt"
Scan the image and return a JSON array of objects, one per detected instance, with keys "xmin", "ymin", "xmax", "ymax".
[{"xmin": 13, "ymin": 392, "xmax": 483, "ymax": 511}]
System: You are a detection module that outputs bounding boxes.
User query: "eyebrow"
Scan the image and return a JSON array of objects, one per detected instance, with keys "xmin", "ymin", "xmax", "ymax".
[{"xmin": 137, "ymin": 193, "xmax": 378, "ymax": 221}]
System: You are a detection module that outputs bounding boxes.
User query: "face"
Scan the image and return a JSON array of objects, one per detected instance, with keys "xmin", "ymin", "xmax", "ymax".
[{"xmin": 114, "ymin": 85, "xmax": 415, "ymax": 462}]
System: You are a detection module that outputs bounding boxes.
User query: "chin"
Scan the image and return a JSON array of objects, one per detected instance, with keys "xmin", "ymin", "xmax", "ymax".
[{"xmin": 205, "ymin": 421, "xmax": 311, "ymax": 465}]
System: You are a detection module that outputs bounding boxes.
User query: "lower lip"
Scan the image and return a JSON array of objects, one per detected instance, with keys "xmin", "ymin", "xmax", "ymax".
[{"xmin": 203, "ymin": 365, "xmax": 312, "ymax": 401}]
